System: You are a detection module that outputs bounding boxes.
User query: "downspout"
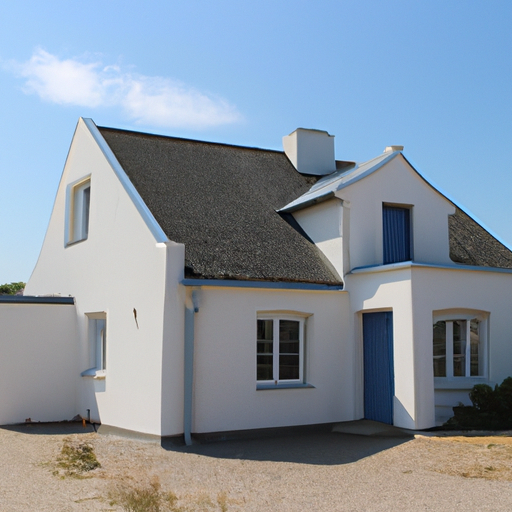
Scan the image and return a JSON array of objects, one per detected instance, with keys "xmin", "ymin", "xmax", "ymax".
[{"xmin": 184, "ymin": 289, "xmax": 199, "ymax": 446}]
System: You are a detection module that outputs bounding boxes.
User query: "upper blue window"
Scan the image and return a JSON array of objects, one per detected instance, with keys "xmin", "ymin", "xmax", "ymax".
[{"xmin": 383, "ymin": 205, "xmax": 411, "ymax": 264}]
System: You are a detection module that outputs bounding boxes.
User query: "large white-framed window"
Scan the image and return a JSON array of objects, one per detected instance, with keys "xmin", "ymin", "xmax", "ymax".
[
  {"xmin": 81, "ymin": 312, "xmax": 107, "ymax": 379},
  {"xmin": 257, "ymin": 313, "xmax": 306, "ymax": 387},
  {"xmin": 433, "ymin": 311, "xmax": 488, "ymax": 381},
  {"xmin": 66, "ymin": 177, "xmax": 91, "ymax": 245}
]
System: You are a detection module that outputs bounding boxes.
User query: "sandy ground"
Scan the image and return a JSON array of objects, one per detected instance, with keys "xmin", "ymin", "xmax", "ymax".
[{"xmin": 1, "ymin": 422, "xmax": 512, "ymax": 511}]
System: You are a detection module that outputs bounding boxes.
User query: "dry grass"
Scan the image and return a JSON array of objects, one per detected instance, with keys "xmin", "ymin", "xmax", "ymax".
[
  {"xmin": 53, "ymin": 437, "xmax": 101, "ymax": 478},
  {"xmin": 414, "ymin": 435, "xmax": 512, "ymax": 481},
  {"xmin": 13, "ymin": 427, "xmax": 512, "ymax": 510},
  {"xmin": 108, "ymin": 475, "xmax": 232, "ymax": 511}
]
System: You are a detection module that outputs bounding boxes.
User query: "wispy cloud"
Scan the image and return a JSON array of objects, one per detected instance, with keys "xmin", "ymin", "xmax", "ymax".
[{"xmin": 9, "ymin": 48, "xmax": 242, "ymax": 129}]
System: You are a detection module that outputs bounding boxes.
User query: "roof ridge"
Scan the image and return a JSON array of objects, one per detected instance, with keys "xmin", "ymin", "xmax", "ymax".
[{"xmin": 97, "ymin": 126, "xmax": 285, "ymax": 155}]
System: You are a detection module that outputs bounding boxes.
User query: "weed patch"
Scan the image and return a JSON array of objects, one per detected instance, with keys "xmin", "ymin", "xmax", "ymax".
[
  {"xmin": 109, "ymin": 476, "xmax": 183, "ymax": 512},
  {"xmin": 55, "ymin": 437, "xmax": 101, "ymax": 478},
  {"xmin": 109, "ymin": 476, "xmax": 230, "ymax": 511}
]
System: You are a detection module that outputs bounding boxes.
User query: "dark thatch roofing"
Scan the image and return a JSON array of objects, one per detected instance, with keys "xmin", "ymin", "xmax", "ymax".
[
  {"xmin": 98, "ymin": 127, "xmax": 342, "ymax": 285},
  {"xmin": 449, "ymin": 208, "xmax": 512, "ymax": 268}
]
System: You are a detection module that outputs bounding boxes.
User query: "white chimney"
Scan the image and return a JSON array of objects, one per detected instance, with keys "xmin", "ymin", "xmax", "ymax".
[
  {"xmin": 283, "ymin": 128, "xmax": 335, "ymax": 176},
  {"xmin": 384, "ymin": 145, "xmax": 404, "ymax": 153}
]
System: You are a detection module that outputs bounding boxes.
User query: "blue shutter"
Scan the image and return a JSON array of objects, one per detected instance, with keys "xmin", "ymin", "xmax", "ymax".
[
  {"xmin": 363, "ymin": 312, "xmax": 394, "ymax": 424},
  {"xmin": 383, "ymin": 206, "xmax": 411, "ymax": 264}
]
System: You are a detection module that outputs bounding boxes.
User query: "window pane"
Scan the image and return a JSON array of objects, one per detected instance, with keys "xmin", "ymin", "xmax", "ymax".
[
  {"xmin": 279, "ymin": 320, "xmax": 299, "ymax": 341},
  {"xmin": 257, "ymin": 356, "xmax": 273, "ymax": 380},
  {"xmin": 257, "ymin": 320, "xmax": 273, "ymax": 381},
  {"xmin": 279, "ymin": 355, "xmax": 300, "ymax": 380},
  {"xmin": 453, "ymin": 320, "xmax": 466, "ymax": 377},
  {"xmin": 279, "ymin": 320, "xmax": 300, "ymax": 380},
  {"xmin": 257, "ymin": 320, "xmax": 273, "ymax": 341},
  {"xmin": 433, "ymin": 321, "xmax": 446, "ymax": 377},
  {"xmin": 470, "ymin": 319, "xmax": 480, "ymax": 376},
  {"xmin": 279, "ymin": 341, "xmax": 299, "ymax": 354},
  {"xmin": 82, "ymin": 186, "xmax": 90, "ymax": 238},
  {"xmin": 257, "ymin": 341, "xmax": 273, "ymax": 354}
]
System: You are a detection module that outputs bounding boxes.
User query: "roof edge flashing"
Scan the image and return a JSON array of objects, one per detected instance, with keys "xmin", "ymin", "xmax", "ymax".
[
  {"xmin": 278, "ymin": 191, "xmax": 336, "ymax": 213},
  {"xmin": 82, "ymin": 118, "xmax": 168, "ymax": 244},
  {"xmin": 181, "ymin": 278, "xmax": 343, "ymax": 291}
]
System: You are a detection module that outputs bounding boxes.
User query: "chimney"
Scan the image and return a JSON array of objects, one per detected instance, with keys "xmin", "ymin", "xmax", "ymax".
[
  {"xmin": 384, "ymin": 145, "xmax": 404, "ymax": 153},
  {"xmin": 283, "ymin": 128, "xmax": 335, "ymax": 176}
]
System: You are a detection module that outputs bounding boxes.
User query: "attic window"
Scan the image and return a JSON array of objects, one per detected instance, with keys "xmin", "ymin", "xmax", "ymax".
[
  {"xmin": 67, "ymin": 178, "xmax": 91, "ymax": 245},
  {"xmin": 383, "ymin": 204, "xmax": 412, "ymax": 264}
]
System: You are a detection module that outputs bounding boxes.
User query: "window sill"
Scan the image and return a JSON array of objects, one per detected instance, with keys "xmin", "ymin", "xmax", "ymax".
[
  {"xmin": 81, "ymin": 368, "xmax": 106, "ymax": 379},
  {"xmin": 66, "ymin": 237, "xmax": 88, "ymax": 248},
  {"xmin": 257, "ymin": 382, "xmax": 315, "ymax": 390},
  {"xmin": 434, "ymin": 377, "xmax": 487, "ymax": 390}
]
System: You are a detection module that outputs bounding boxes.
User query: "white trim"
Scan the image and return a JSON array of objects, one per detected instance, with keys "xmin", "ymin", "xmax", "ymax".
[
  {"xmin": 256, "ymin": 313, "xmax": 306, "ymax": 386},
  {"xmin": 350, "ymin": 260, "xmax": 512, "ymax": 275},
  {"xmin": 65, "ymin": 175, "xmax": 91, "ymax": 246},
  {"xmin": 82, "ymin": 312, "xmax": 107, "ymax": 377},
  {"xmin": 433, "ymin": 310, "xmax": 488, "ymax": 384},
  {"xmin": 81, "ymin": 118, "xmax": 168, "ymax": 244}
]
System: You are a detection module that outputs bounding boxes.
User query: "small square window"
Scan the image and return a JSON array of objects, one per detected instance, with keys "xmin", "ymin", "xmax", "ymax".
[{"xmin": 67, "ymin": 178, "xmax": 91, "ymax": 245}]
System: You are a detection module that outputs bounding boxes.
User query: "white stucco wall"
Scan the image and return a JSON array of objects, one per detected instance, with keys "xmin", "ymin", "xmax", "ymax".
[
  {"xmin": 25, "ymin": 119, "xmax": 182, "ymax": 436},
  {"xmin": 346, "ymin": 268, "xmax": 417, "ymax": 429},
  {"xmin": 160, "ymin": 243, "xmax": 187, "ymax": 436},
  {"xmin": 189, "ymin": 286, "xmax": 351, "ymax": 434},
  {"xmin": 293, "ymin": 199, "xmax": 344, "ymax": 278},
  {"xmin": 348, "ymin": 264, "xmax": 512, "ymax": 430},
  {"xmin": 411, "ymin": 266, "xmax": 512, "ymax": 427},
  {"xmin": 0, "ymin": 303, "xmax": 77, "ymax": 424},
  {"xmin": 337, "ymin": 155, "xmax": 455, "ymax": 272}
]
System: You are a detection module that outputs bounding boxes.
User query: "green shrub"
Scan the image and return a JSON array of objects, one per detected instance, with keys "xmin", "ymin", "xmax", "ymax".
[
  {"xmin": 0, "ymin": 282, "xmax": 25, "ymax": 295},
  {"xmin": 447, "ymin": 377, "xmax": 512, "ymax": 429}
]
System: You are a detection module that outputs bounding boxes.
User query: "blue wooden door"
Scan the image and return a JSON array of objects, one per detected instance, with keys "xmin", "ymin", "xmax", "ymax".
[{"xmin": 363, "ymin": 312, "xmax": 394, "ymax": 424}]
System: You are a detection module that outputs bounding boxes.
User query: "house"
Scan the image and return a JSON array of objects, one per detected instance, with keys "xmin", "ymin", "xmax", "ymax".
[{"xmin": 12, "ymin": 117, "xmax": 512, "ymax": 441}]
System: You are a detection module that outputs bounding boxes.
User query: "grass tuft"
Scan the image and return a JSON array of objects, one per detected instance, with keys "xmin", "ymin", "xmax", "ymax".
[
  {"xmin": 110, "ymin": 476, "xmax": 184, "ymax": 512},
  {"xmin": 55, "ymin": 437, "xmax": 101, "ymax": 477},
  {"xmin": 109, "ymin": 476, "xmax": 230, "ymax": 511}
]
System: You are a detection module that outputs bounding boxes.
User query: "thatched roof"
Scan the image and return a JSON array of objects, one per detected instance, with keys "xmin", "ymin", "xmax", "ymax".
[
  {"xmin": 449, "ymin": 208, "xmax": 512, "ymax": 268},
  {"xmin": 99, "ymin": 127, "xmax": 342, "ymax": 285}
]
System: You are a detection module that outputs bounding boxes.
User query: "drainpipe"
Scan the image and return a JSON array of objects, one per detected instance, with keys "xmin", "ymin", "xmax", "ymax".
[{"xmin": 184, "ymin": 289, "xmax": 199, "ymax": 446}]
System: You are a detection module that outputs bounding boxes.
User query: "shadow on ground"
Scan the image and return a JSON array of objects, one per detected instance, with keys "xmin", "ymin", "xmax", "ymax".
[
  {"xmin": 0, "ymin": 421, "xmax": 414, "ymax": 466},
  {"xmin": 0, "ymin": 421, "xmax": 96, "ymax": 436},
  {"xmin": 162, "ymin": 429, "xmax": 413, "ymax": 466}
]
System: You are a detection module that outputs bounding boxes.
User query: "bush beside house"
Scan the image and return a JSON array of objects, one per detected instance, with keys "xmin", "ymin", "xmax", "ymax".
[{"xmin": 447, "ymin": 378, "xmax": 512, "ymax": 429}]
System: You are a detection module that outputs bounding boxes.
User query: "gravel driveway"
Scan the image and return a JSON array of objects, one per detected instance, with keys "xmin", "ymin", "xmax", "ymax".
[{"xmin": 1, "ymin": 422, "xmax": 512, "ymax": 511}]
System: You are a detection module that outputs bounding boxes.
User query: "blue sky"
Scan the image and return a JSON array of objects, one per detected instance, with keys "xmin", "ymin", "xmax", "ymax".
[{"xmin": 1, "ymin": 0, "xmax": 511, "ymax": 284}]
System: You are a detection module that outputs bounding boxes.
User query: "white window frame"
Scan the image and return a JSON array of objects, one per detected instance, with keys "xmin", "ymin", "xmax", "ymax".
[
  {"xmin": 256, "ymin": 313, "xmax": 306, "ymax": 388},
  {"xmin": 66, "ymin": 177, "xmax": 91, "ymax": 245},
  {"xmin": 433, "ymin": 310, "xmax": 488, "ymax": 387},
  {"xmin": 81, "ymin": 312, "xmax": 107, "ymax": 379}
]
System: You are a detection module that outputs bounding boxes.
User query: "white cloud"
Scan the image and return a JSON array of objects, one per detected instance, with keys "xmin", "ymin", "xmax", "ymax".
[
  {"xmin": 121, "ymin": 75, "xmax": 241, "ymax": 129},
  {"xmin": 11, "ymin": 49, "xmax": 242, "ymax": 129}
]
